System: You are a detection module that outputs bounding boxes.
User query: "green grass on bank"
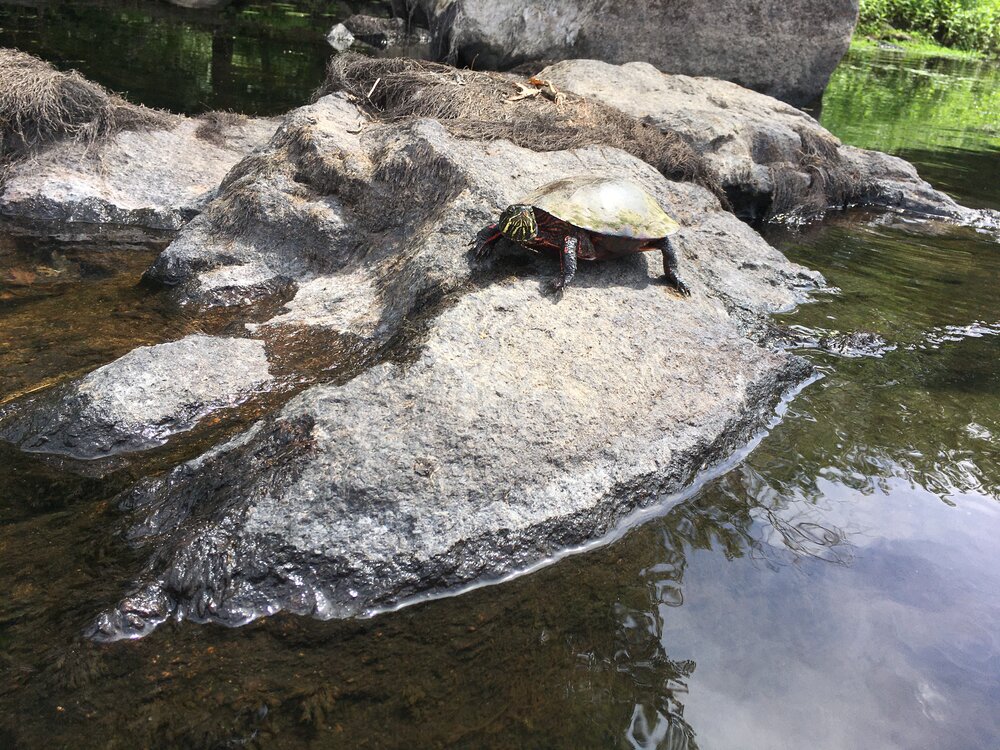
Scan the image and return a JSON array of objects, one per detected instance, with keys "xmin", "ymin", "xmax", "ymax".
[
  {"xmin": 857, "ymin": 0, "xmax": 1000, "ymax": 56},
  {"xmin": 850, "ymin": 36, "xmax": 984, "ymax": 59}
]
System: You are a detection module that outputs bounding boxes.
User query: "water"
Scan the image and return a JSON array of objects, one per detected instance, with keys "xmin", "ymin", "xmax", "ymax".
[
  {"xmin": 0, "ymin": 1, "xmax": 392, "ymax": 115},
  {"xmin": 2, "ymin": 40, "xmax": 1000, "ymax": 748},
  {"xmin": 820, "ymin": 46, "xmax": 1000, "ymax": 210}
]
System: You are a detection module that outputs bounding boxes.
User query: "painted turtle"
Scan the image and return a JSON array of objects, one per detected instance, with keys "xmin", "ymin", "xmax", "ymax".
[{"xmin": 470, "ymin": 176, "xmax": 689, "ymax": 294}]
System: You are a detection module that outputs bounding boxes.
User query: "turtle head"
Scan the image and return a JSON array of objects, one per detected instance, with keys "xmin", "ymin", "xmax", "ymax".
[{"xmin": 498, "ymin": 204, "xmax": 538, "ymax": 242}]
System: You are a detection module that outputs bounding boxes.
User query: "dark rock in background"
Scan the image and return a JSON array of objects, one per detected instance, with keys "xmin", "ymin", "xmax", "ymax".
[{"xmin": 411, "ymin": 0, "xmax": 859, "ymax": 106}]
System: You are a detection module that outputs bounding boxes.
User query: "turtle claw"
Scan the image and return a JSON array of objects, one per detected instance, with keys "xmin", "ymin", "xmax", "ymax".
[
  {"xmin": 547, "ymin": 277, "xmax": 567, "ymax": 297},
  {"xmin": 471, "ymin": 224, "xmax": 501, "ymax": 260},
  {"xmin": 665, "ymin": 273, "xmax": 691, "ymax": 297},
  {"xmin": 469, "ymin": 238, "xmax": 491, "ymax": 259}
]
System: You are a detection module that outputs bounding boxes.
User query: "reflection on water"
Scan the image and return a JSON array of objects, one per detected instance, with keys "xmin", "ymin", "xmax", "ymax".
[
  {"xmin": 0, "ymin": 0, "xmax": 392, "ymax": 115},
  {"xmin": 820, "ymin": 47, "xmax": 1000, "ymax": 210},
  {"xmin": 822, "ymin": 49, "xmax": 1000, "ymax": 155},
  {"xmin": 2, "ymin": 34, "xmax": 1000, "ymax": 750},
  {"xmin": 766, "ymin": 218, "xmax": 1000, "ymax": 503}
]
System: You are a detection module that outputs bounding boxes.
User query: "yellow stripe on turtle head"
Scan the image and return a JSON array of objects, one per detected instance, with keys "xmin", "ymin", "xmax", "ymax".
[{"xmin": 498, "ymin": 204, "xmax": 538, "ymax": 242}]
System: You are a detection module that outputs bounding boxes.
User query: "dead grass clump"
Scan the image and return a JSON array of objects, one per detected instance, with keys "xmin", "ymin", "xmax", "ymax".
[
  {"xmin": 797, "ymin": 127, "xmax": 841, "ymax": 164},
  {"xmin": 0, "ymin": 48, "xmax": 173, "ymax": 169},
  {"xmin": 194, "ymin": 111, "xmax": 248, "ymax": 147},
  {"xmin": 741, "ymin": 123, "xmax": 874, "ymax": 221},
  {"xmin": 206, "ymin": 166, "xmax": 292, "ymax": 239},
  {"xmin": 318, "ymin": 54, "xmax": 724, "ymax": 201},
  {"xmin": 768, "ymin": 166, "xmax": 821, "ymax": 219},
  {"xmin": 765, "ymin": 127, "xmax": 872, "ymax": 221}
]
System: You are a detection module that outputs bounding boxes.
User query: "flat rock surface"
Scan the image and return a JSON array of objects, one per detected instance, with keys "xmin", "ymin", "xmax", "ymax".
[
  {"xmin": 0, "ymin": 116, "xmax": 277, "ymax": 230},
  {"xmin": 0, "ymin": 335, "xmax": 272, "ymax": 459},
  {"xmin": 92, "ymin": 266, "xmax": 810, "ymax": 639}
]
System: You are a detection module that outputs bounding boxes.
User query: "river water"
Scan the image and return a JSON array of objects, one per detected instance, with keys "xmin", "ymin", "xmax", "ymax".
[{"xmin": 0, "ymin": 23, "xmax": 998, "ymax": 749}]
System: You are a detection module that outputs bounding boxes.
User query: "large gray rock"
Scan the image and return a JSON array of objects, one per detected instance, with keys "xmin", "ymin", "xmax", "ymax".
[
  {"xmin": 414, "ymin": 0, "xmax": 858, "ymax": 105},
  {"xmin": 85, "ymin": 93, "xmax": 824, "ymax": 639},
  {"xmin": 0, "ymin": 335, "xmax": 272, "ymax": 459},
  {"xmin": 91, "ymin": 272, "xmax": 810, "ymax": 639},
  {"xmin": 147, "ymin": 92, "xmax": 824, "ymax": 314},
  {"xmin": 0, "ymin": 114, "xmax": 277, "ymax": 230},
  {"xmin": 540, "ymin": 59, "xmax": 979, "ymax": 223}
]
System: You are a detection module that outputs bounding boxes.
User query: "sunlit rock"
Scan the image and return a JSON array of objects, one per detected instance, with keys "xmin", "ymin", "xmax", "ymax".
[
  {"xmin": 86, "ymin": 92, "xmax": 822, "ymax": 639},
  {"xmin": 0, "ymin": 49, "xmax": 277, "ymax": 230},
  {"xmin": 540, "ymin": 59, "xmax": 979, "ymax": 224}
]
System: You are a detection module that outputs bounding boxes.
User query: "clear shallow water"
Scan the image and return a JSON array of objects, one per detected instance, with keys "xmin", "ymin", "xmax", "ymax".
[{"xmin": 2, "ymin": 45, "xmax": 1000, "ymax": 750}]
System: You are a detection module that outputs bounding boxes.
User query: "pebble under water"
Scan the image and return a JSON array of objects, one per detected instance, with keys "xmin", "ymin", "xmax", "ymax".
[{"xmin": 0, "ymin": 35, "xmax": 999, "ymax": 750}]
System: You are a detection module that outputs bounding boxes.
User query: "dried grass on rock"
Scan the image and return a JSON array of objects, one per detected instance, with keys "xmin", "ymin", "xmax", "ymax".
[
  {"xmin": 0, "ymin": 48, "xmax": 174, "ymax": 172},
  {"xmin": 318, "ymin": 54, "xmax": 725, "ymax": 202}
]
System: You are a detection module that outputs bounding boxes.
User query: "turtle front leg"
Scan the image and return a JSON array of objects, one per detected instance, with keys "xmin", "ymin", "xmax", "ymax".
[
  {"xmin": 470, "ymin": 223, "xmax": 502, "ymax": 259},
  {"xmin": 551, "ymin": 235, "xmax": 579, "ymax": 291},
  {"xmin": 658, "ymin": 237, "xmax": 691, "ymax": 296}
]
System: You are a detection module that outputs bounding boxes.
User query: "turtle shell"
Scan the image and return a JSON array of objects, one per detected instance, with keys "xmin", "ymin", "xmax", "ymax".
[{"xmin": 520, "ymin": 176, "xmax": 680, "ymax": 240}]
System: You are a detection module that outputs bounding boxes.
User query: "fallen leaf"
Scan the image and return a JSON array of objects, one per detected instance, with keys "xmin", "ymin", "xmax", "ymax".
[{"xmin": 506, "ymin": 82, "xmax": 541, "ymax": 102}]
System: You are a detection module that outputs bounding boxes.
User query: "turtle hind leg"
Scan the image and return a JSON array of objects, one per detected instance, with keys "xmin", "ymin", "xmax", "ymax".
[
  {"xmin": 655, "ymin": 236, "xmax": 691, "ymax": 296},
  {"xmin": 470, "ymin": 223, "xmax": 502, "ymax": 259}
]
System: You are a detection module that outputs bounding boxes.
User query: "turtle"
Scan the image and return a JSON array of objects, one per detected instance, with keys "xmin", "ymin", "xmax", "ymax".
[{"xmin": 470, "ymin": 176, "xmax": 690, "ymax": 294}]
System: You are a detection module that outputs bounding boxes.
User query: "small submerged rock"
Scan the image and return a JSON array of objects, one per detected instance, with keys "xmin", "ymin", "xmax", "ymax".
[
  {"xmin": 344, "ymin": 15, "xmax": 432, "ymax": 52},
  {"xmin": 328, "ymin": 15, "xmax": 433, "ymax": 56},
  {"xmin": 0, "ymin": 335, "xmax": 272, "ymax": 460},
  {"xmin": 781, "ymin": 325, "xmax": 896, "ymax": 358},
  {"xmin": 326, "ymin": 24, "xmax": 356, "ymax": 53}
]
